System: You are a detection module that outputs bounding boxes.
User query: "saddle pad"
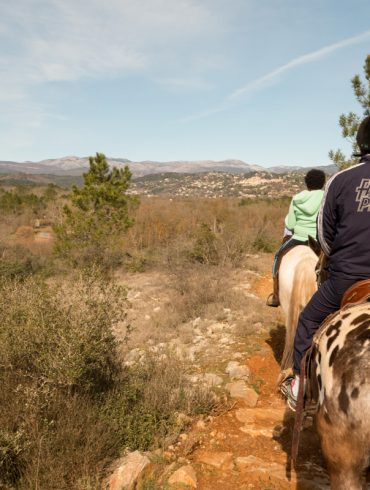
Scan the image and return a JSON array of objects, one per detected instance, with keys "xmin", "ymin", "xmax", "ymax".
[{"xmin": 341, "ymin": 278, "xmax": 370, "ymax": 308}]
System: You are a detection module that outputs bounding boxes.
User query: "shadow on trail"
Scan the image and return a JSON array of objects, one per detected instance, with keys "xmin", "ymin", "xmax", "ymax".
[
  {"xmin": 266, "ymin": 326, "xmax": 330, "ymax": 488},
  {"xmin": 273, "ymin": 408, "xmax": 330, "ymax": 489},
  {"xmin": 266, "ymin": 324, "xmax": 286, "ymax": 365}
]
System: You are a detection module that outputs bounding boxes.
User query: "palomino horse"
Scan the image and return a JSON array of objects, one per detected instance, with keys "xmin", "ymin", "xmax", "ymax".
[
  {"xmin": 305, "ymin": 300, "xmax": 370, "ymax": 489},
  {"xmin": 277, "ymin": 244, "xmax": 317, "ymax": 383}
]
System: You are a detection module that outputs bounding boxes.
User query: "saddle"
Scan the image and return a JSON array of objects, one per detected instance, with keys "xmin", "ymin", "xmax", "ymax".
[{"xmin": 341, "ymin": 278, "xmax": 370, "ymax": 308}]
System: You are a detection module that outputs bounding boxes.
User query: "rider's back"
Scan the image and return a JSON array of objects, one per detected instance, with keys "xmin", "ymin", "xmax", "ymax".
[{"xmin": 318, "ymin": 155, "xmax": 370, "ymax": 279}]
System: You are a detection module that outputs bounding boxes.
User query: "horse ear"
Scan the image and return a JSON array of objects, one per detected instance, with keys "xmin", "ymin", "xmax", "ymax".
[{"xmin": 308, "ymin": 235, "xmax": 321, "ymax": 256}]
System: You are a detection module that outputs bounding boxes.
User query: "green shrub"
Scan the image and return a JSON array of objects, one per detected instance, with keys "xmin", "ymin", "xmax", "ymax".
[
  {"xmin": 253, "ymin": 232, "xmax": 275, "ymax": 253},
  {"xmin": 0, "ymin": 429, "xmax": 27, "ymax": 486},
  {"xmin": 100, "ymin": 355, "xmax": 215, "ymax": 451},
  {"xmin": 54, "ymin": 153, "xmax": 135, "ymax": 269},
  {"xmin": 190, "ymin": 223, "xmax": 219, "ymax": 265},
  {"xmin": 0, "ymin": 271, "xmax": 126, "ymax": 394},
  {"xmin": 0, "ymin": 271, "xmax": 215, "ymax": 488},
  {"xmin": 0, "ymin": 189, "xmax": 45, "ymax": 215},
  {"xmin": 0, "ymin": 245, "xmax": 44, "ymax": 279}
]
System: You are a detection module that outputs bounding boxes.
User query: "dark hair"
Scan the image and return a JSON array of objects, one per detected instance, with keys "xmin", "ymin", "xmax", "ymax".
[
  {"xmin": 305, "ymin": 169, "xmax": 326, "ymax": 190},
  {"xmin": 357, "ymin": 115, "xmax": 370, "ymax": 155}
]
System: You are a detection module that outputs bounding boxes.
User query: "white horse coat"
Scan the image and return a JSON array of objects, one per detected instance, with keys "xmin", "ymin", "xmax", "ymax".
[{"xmin": 278, "ymin": 245, "xmax": 317, "ymax": 378}]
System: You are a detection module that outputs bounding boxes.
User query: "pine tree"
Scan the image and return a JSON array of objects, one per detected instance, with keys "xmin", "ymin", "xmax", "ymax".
[
  {"xmin": 54, "ymin": 153, "xmax": 135, "ymax": 268},
  {"xmin": 329, "ymin": 54, "xmax": 370, "ymax": 170}
]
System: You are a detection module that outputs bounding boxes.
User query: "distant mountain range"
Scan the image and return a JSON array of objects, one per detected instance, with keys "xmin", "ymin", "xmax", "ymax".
[{"xmin": 0, "ymin": 156, "xmax": 337, "ymax": 177}]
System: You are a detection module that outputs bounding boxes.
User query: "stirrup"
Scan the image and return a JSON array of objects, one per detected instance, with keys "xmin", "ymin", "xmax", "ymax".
[{"xmin": 266, "ymin": 293, "xmax": 279, "ymax": 307}]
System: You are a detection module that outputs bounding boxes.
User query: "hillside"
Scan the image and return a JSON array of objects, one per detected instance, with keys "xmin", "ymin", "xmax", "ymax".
[
  {"xmin": 129, "ymin": 171, "xmax": 304, "ymax": 198},
  {"xmin": 0, "ymin": 169, "xmax": 324, "ymax": 198},
  {"xmin": 0, "ymin": 156, "xmax": 336, "ymax": 178}
]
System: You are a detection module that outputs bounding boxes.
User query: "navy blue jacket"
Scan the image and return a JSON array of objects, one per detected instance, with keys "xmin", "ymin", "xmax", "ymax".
[{"xmin": 318, "ymin": 154, "xmax": 370, "ymax": 278}]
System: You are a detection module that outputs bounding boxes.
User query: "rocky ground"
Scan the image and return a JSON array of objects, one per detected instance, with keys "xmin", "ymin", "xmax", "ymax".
[{"xmin": 108, "ymin": 256, "xmax": 332, "ymax": 490}]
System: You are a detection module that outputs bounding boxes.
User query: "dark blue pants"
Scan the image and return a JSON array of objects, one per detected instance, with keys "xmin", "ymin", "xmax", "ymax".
[{"xmin": 293, "ymin": 275, "xmax": 362, "ymax": 373}]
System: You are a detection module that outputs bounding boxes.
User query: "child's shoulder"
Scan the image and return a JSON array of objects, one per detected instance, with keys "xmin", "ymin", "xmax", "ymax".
[{"xmin": 291, "ymin": 190, "xmax": 309, "ymax": 202}]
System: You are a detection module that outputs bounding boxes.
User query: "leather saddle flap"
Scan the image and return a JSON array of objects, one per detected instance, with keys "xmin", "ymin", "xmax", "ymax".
[{"xmin": 341, "ymin": 279, "xmax": 370, "ymax": 309}]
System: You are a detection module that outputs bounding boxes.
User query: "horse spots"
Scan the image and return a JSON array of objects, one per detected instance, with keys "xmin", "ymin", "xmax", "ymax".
[
  {"xmin": 351, "ymin": 387, "xmax": 360, "ymax": 399},
  {"xmin": 351, "ymin": 313, "xmax": 370, "ymax": 326},
  {"xmin": 326, "ymin": 320, "xmax": 342, "ymax": 337},
  {"xmin": 346, "ymin": 322, "xmax": 370, "ymax": 344},
  {"xmin": 338, "ymin": 378, "xmax": 349, "ymax": 415},
  {"xmin": 326, "ymin": 320, "xmax": 343, "ymax": 351},
  {"xmin": 329, "ymin": 345, "xmax": 339, "ymax": 367},
  {"xmin": 327, "ymin": 336, "xmax": 336, "ymax": 351}
]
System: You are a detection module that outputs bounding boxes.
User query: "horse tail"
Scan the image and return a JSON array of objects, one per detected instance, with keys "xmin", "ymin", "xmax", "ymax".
[{"xmin": 279, "ymin": 256, "xmax": 316, "ymax": 378}]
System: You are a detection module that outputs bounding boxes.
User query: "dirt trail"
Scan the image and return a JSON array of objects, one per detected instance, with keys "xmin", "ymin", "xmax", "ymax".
[{"xmin": 169, "ymin": 275, "xmax": 330, "ymax": 490}]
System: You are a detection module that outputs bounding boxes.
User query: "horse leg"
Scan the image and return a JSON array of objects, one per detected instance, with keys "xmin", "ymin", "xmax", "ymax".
[
  {"xmin": 317, "ymin": 410, "xmax": 366, "ymax": 490},
  {"xmin": 328, "ymin": 467, "xmax": 364, "ymax": 490}
]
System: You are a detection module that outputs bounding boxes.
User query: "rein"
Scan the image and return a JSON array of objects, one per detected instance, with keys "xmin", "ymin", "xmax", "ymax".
[{"xmin": 291, "ymin": 354, "xmax": 307, "ymax": 465}]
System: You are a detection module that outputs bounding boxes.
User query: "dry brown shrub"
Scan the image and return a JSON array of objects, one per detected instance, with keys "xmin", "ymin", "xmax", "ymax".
[{"xmin": 125, "ymin": 196, "xmax": 286, "ymax": 270}]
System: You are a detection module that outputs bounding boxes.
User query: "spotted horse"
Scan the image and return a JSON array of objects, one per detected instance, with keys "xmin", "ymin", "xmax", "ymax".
[{"xmin": 293, "ymin": 279, "xmax": 370, "ymax": 489}]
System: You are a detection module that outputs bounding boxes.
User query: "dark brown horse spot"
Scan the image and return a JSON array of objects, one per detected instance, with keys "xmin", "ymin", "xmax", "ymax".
[
  {"xmin": 338, "ymin": 379, "xmax": 349, "ymax": 415},
  {"xmin": 346, "ymin": 322, "xmax": 370, "ymax": 344},
  {"xmin": 329, "ymin": 345, "xmax": 339, "ymax": 367},
  {"xmin": 351, "ymin": 313, "xmax": 370, "ymax": 326},
  {"xmin": 351, "ymin": 387, "xmax": 360, "ymax": 399},
  {"xmin": 326, "ymin": 320, "xmax": 343, "ymax": 337}
]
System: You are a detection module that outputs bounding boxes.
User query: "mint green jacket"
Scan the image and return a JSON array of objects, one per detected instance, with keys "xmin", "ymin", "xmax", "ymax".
[{"xmin": 285, "ymin": 189, "xmax": 324, "ymax": 242}]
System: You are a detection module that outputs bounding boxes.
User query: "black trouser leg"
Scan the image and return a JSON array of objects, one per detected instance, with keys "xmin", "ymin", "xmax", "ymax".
[{"xmin": 293, "ymin": 275, "xmax": 361, "ymax": 373}]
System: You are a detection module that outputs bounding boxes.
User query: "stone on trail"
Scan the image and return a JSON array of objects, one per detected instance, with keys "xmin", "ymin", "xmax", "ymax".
[
  {"xmin": 192, "ymin": 317, "xmax": 201, "ymax": 327},
  {"xmin": 107, "ymin": 450, "xmax": 150, "ymax": 490},
  {"xmin": 219, "ymin": 336, "xmax": 231, "ymax": 345},
  {"xmin": 195, "ymin": 419, "xmax": 206, "ymax": 430},
  {"xmin": 235, "ymin": 407, "xmax": 291, "ymax": 438},
  {"xmin": 168, "ymin": 465, "xmax": 197, "ymax": 488},
  {"xmin": 225, "ymin": 361, "xmax": 250, "ymax": 380},
  {"xmin": 235, "ymin": 407, "xmax": 286, "ymax": 425},
  {"xmin": 232, "ymin": 352, "xmax": 243, "ymax": 360},
  {"xmin": 225, "ymin": 381, "xmax": 259, "ymax": 407},
  {"xmin": 235, "ymin": 456, "xmax": 330, "ymax": 489},
  {"xmin": 196, "ymin": 450, "xmax": 233, "ymax": 469}
]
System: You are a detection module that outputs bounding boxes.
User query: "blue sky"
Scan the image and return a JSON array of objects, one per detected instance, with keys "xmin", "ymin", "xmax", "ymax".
[{"xmin": 1, "ymin": 0, "xmax": 369, "ymax": 167}]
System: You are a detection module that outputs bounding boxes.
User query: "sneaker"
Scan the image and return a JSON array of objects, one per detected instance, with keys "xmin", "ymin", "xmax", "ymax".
[
  {"xmin": 266, "ymin": 293, "xmax": 279, "ymax": 307},
  {"xmin": 280, "ymin": 376, "xmax": 298, "ymax": 412}
]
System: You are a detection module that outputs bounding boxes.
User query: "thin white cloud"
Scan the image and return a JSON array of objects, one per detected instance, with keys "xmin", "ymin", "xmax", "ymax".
[
  {"xmin": 179, "ymin": 105, "xmax": 228, "ymax": 123},
  {"xmin": 229, "ymin": 30, "xmax": 370, "ymax": 100},
  {"xmin": 182, "ymin": 29, "xmax": 370, "ymax": 122}
]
